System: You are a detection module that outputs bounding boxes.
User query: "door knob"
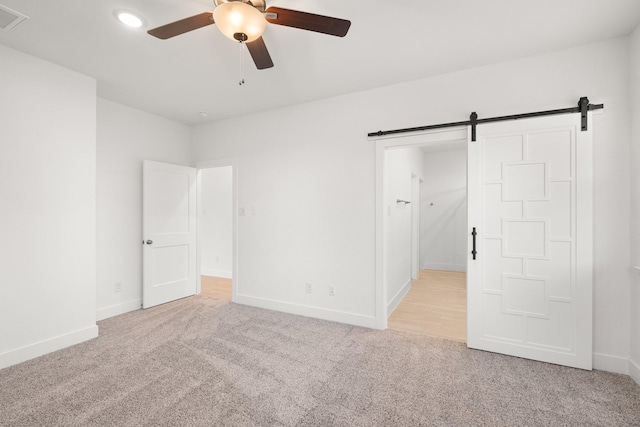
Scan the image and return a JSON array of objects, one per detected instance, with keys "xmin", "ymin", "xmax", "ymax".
[{"xmin": 146, "ymin": 240, "xmax": 153, "ymax": 245}]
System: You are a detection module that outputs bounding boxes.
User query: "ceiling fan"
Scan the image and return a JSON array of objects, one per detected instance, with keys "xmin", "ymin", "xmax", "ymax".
[{"xmin": 147, "ymin": 0, "xmax": 351, "ymax": 70}]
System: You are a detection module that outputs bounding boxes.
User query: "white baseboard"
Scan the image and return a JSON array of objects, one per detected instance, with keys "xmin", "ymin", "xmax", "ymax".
[
  {"xmin": 421, "ymin": 262, "xmax": 466, "ymax": 272},
  {"xmin": 629, "ymin": 358, "xmax": 640, "ymax": 386},
  {"xmin": 234, "ymin": 294, "xmax": 377, "ymax": 329},
  {"xmin": 0, "ymin": 325, "xmax": 98, "ymax": 370},
  {"xmin": 387, "ymin": 279, "xmax": 411, "ymax": 315},
  {"xmin": 96, "ymin": 299, "xmax": 142, "ymax": 321},
  {"xmin": 201, "ymin": 268, "xmax": 232, "ymax": 279},
  {"xmin": 593, "ymin": 352, "xmax": 629, "ymax": 375}
]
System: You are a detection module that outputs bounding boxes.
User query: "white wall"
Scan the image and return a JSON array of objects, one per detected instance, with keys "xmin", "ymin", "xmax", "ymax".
[
  {"xmin": 193, "ymin": 101, "xmax": 378, "ymax": 327},
  {"xmin": 0, "ymin": 45, "xmax": 97, "ymax": 369},
  {"xmin": 200, "ymin": 166, "xmax": 233, "ymax": 278},
  {"xmin": 96, "ymin": 98, "xmax": 191, "ymax": 320},
  {"xmin": 192, "ymin": 37, "xmax": 632, "ymax": 370},
  {"xmin": 629, "ymin": 23, "xmax": 640, "ymax": 385},
  {"xmin": 420, "ymin": 148, "xmax": 467, "ymax": 272},
  {"xmin": 385, "ymin": 147, "xmax": 424, "ymax": 313}
]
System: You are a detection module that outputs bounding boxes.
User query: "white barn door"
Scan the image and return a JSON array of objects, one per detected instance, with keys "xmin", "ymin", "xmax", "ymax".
[
  {"xmin": 143, "ymin": 160, "xmax": 197, "ymax": 309},
  {"xmin": 467, "ymin": 114, "xmax": 593, "ymax": 369}
]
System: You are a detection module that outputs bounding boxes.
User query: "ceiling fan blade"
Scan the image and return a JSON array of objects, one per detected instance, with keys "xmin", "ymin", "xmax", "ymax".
[
  {"xmin": 266, "ymin": 7, "xmax": 351, "ymax": 37},
  {"xmin": 147, "ymin": 13, "xmax": 214, "ymax": 40},
  {"xmin": 246, "ymin": 37, "xmax": 274, "ymax": 70}
]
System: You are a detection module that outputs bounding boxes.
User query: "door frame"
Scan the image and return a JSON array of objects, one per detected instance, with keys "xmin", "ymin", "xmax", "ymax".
[
  {"xmin": 411, "ymin": 174, "xmax": 422, "ymax": 280},
  {"xmin": 195, "ymin": 159, "xmax": 238, "ymax": 301},
  {"xmin": 373, "ymin": 128, "xmax": 468, "ymax": 329}
]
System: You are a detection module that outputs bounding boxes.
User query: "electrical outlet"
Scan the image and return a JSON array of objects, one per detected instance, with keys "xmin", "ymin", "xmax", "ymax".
[
  {"xmin": 328, "ymin": 284, "xmax": 336, "ymax": 296},
  {"xmin": 114, "ymin": 281, "xmax": 122, "ymax": 293},
  {"xmin": 305, "ymin": 282, "xmax": 312, "ymax": 294}
]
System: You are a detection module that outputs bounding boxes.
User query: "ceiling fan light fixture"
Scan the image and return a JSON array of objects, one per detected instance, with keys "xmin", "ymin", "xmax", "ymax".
[{"xmin": 213, "ymin": 2, "xmax": 266, "ymax": 43}]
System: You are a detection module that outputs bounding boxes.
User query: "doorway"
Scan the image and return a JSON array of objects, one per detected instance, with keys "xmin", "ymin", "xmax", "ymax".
[
  {"xmin": 381, "ymin": 134, "xmax": 468, "ymax": 341},
  {"xmin": 374, "ymin": 128, "xmax": 468, "ymax": 332},
  {"xmin": 389, "ymin": 143, "xmax": 467, "ymax": 341},
  {"xmin": 196, "ymin": 160, "xmax": 237, "ymax": 302}
]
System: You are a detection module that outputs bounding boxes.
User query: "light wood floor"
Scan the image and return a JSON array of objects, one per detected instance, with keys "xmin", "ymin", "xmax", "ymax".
[
  {"xmin": 388, "ymin": 269, "xmax": 466, "ymax": 342},
  {"xmin": 201, "ymin": 275, "xmax": 232, "ymax": 301}
]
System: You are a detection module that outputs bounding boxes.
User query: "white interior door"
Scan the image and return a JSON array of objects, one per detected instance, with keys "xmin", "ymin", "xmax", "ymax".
[
  {"xmin": 143, "ymin": 160, "xmax": 197, "ymax": 309},
  {"xmin": 467, "ymin": 113, "xmax": 593, "ymax": 369}
]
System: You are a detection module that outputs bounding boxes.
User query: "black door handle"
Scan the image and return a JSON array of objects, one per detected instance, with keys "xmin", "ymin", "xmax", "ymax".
[{"xmin": 472, "ymin": 227, "xmax": 477, "ymax": 260}]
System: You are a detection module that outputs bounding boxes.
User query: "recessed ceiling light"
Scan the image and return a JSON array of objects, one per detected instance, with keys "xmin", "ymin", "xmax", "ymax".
[
  {"xmin": 198, "ymin": 111, "xmax": 209, "ymax": 118},
  {"xmin": 116, "ymin": 11, "xmax": 144, "ymax": 28}
]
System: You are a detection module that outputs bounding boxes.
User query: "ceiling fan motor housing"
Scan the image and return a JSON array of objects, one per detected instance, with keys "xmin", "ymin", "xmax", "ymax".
[{"xmin": 215, "ymin": 0, "xmax": 266, "ymax": 13}]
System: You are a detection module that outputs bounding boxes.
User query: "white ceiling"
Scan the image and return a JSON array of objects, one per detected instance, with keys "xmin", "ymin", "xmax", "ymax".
[{"xmin": 1, "ymin": 0, "xmax": 639, "ymax": 125}]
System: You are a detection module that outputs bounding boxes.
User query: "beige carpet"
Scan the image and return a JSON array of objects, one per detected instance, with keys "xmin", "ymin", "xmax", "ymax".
[{"xmin": 1, "ymin": 295, "xmax": 639, "ymax": 426}]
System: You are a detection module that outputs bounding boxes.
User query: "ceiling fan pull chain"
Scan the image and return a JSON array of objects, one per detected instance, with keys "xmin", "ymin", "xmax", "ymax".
[{"xmin": 239, "ymin": 40, "xmax": 246, "ymax": 86}]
